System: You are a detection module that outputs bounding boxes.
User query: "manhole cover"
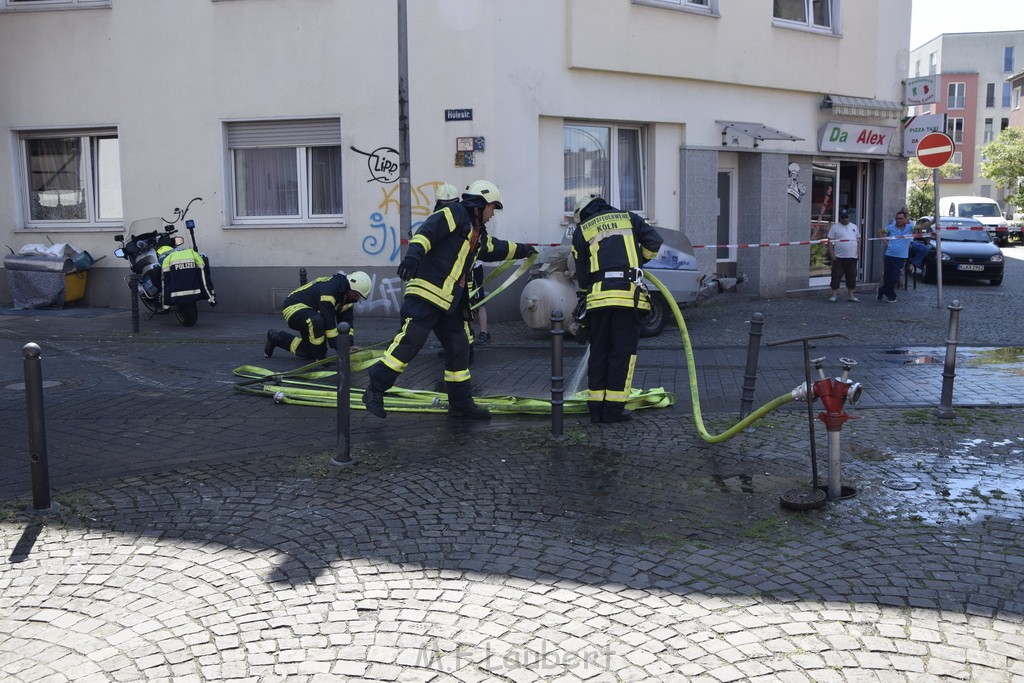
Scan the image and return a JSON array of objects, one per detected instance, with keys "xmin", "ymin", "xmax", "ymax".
[
  {"xmin": 883, "ymin": 479, "xmax": 918, "ymax": 491},
  {"xmin": 780, "ymin": 487, "xmax": 827, "ymax": 511}
]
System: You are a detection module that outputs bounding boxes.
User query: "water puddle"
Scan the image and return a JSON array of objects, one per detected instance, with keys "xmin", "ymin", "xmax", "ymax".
[{"xmin": 886, "ymin": 346, "xmax": 1024, "ymax": 372}]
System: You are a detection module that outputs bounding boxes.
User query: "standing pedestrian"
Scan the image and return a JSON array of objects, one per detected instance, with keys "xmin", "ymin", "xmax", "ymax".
[
  {"xmin": 571, "ymin": 194, "xmax": 664, "ymax": 424},
  {"xmin": 362, "ymin": 180, "xmax": 536, "ymax": 420},
  {"xmin": 877, "ymin": 209, "xmax": 913, "ymax": 303},
  {"xmin": 827, "ymin": 209, "xmax": 861, "ymax": 302}
]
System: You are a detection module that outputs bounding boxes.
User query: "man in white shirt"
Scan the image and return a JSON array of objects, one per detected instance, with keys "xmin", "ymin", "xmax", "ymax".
[{"xmin": 826, "ymin": 209, "xmax": 862, "ymax": 302}]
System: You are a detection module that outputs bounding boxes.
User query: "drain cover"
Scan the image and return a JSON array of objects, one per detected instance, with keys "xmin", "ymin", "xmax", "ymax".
[
  {"xmin": 884, "ymin": 479, "xmax": 918, "ymax": 491},
  {"xmin": 780, "ymin": 487, "xmax": 827, "ymax": 511}
]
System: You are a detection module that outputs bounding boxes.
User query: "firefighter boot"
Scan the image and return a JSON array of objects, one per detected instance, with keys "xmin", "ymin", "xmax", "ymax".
[
  {"xmin": 448, "ymin": 400, "xmax": 491, "ymax": 421},
  {"xmin": 265, "ymin": 329, "xmax": 290, "ymax": 358},
  {"xmin": 602, "ymin": 408, "xmax": 632, "ymax": 424},
  {"xmin": 362, "ymin": 385, "xmax": 387, "ymax": 418}
]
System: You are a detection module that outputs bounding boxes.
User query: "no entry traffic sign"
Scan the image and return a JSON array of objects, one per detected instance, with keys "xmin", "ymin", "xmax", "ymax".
[{"xmin": 917, "ymin": 132, "xmax": 955, "ymax": 168}]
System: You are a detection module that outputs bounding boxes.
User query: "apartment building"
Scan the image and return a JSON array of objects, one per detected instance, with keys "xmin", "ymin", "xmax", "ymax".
[
  {"xmin": 1, "ymin": 0, "xmax": 912, "ymax": 316},
  {"xmin": 909, "ymin": 30, "xmax": 1024, "ymax": 209}
]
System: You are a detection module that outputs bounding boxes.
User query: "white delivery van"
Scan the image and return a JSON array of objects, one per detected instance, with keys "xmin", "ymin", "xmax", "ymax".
[{"xmin": 938, "ymin": 196, "xmax": 1010, "ymax": 245}]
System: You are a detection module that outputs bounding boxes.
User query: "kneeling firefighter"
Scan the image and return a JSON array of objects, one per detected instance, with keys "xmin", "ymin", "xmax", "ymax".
[
  {"xmin": 363, "ymin": 180, "xmax": 536, "ymax": 420},
  {"xmin": 571, "ymin": 194, "xmax": 664, "ymax": 424},
  {"xmin": 265, "ymin": 271, "xmax": 372, "ymax": 359}
]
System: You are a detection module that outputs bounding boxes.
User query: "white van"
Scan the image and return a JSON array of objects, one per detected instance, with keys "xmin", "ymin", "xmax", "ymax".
[{"xmin": 938, "ymin": 196, "xmax": 1010, "ymax": 245}]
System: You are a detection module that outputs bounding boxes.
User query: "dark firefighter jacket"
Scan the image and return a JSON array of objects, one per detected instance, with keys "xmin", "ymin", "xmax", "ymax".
[
  {"xmin": 571, "ymin": 199, "xmax": 664, "ymax": 311},
  {"xmin": 282, "ymin": 274, "xmax": 355, "ymax": 343},
  {"xmin": 405, "ymin": 201, "xmax": 532, "ymax": 312}
]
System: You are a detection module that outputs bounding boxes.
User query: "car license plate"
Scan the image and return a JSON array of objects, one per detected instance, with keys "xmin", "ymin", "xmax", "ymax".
[{"xmin": 958, "ymin": 264, "xmax": 984, "ymax": 271}]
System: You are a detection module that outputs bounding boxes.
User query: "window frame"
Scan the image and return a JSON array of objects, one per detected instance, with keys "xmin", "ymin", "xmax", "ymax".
[
  {"xmin": 1005, "ymin": 46, "xmax": 1015, "ymax": 73},
  {"xmin": 0, "ymin": 0, "xmax": 109, "ymax": 10},
  {"xmin": 562, "ymin": 121, "xmax": 649, "ymax": 224},
  {"xmin": 225, "ymin": 118, "xmax": 344, "ymax": 228},
  {"xmin": 18, "ymin": 128, "xmax": 122, "ymax": 230},
  {"xmin": 949, "ymin": 151, "xmax": 963, "ymax": 179},
  {"xmin": 946, "ymin": 117, "xmax": 965, "ymax": 145},
  {"xmin": 986, "ymin": 83, "xmax": 996, "ymax": 108},
  {"xmin": 631, "ymin": 0, "xmax": 719, "ymax": 16},
  {"xmin": 772, "ymin": 0, "xmax": 841, "ymax": 36},
  {"xmin": 947, "ymin": 82, "xmax": 966, "ymax": 110}
]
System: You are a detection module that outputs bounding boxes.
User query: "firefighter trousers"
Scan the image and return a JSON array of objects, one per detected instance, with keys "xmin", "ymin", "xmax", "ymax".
[
  {"xmin": 271, "ymin": 308, "xmax": 329, "ymax": 360},
  {"xmin": 586, "ymin": 307, "xmax": 639, "ymax": 421},
  {"xmin": 368, "ymin": 297, "xmax": 474, "ymax": 405}
]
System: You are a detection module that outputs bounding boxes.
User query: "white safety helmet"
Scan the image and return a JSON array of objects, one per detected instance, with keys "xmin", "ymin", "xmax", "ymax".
[
  {"xmin": 463, "ymin": 180, "xmax": 503, "ymax": 209},
  {"xmin": 573, "ymin": 194, "xmax": 600, "ymax": 224},
  {"xmin": 435, "ymin": 183, "xmax": 460, "ymax": 203},
  {"xmin": 344, "ymin": 271, "xmax": 372, "ymax": 299}
]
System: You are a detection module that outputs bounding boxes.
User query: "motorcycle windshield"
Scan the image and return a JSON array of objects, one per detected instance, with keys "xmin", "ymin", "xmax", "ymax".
[{"xmin": 128, "ymin": 217, "xmax": 165, "ymax": 235}]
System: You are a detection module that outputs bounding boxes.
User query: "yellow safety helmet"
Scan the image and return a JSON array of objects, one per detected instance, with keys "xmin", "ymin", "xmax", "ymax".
[
  {"xmin": 463, "ymin": 180, "xmax": 503, "ymax": 209},
  {"xmin": 573, "ymin": 194, "xmax": 601, "ymax": 224},
  {"xmin": 435, "ymin": 183, "xmax": 460, "ymax": 203},
  {"xmin": 344, "ymin": 271, "xmax": 372, "ymax": 299}
]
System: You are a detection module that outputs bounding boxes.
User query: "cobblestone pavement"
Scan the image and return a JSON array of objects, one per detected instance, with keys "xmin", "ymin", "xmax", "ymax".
[{"xmin": 1, "ymin": 251, "xmax": 1023, "ymax": 681}]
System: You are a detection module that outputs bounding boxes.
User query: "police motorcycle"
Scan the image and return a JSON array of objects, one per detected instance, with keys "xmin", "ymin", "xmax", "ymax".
[{"xmin": 113, "ymin": 197, "xmax": 216, "ymax": 327}]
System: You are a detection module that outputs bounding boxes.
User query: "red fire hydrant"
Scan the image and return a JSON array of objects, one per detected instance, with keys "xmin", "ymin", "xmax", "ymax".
[{"xmin": 812, "ymin": 357, "xmax": 862, "ymax": 501}]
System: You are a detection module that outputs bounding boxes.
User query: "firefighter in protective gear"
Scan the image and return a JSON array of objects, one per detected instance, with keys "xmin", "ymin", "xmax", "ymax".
[
  {"xmin": 265, "ymin": 271, "xmax": 371, "ymax": 359},
  {"xmin": 363, "ymin": 180, "xmax": 536, "ymax": 420},
  {"xmin": 571, "ymin": 194, "xmax": 664, "ymax": 424}
]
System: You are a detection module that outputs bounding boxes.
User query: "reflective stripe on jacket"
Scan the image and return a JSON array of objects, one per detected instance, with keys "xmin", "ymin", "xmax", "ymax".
[
  {"xmin": 282, "ymin": 274, "xmax": 355, "ymax": 339},
  {"xmin": 571, "ymin": 209, "xmax": 663, "ymax": 311}
]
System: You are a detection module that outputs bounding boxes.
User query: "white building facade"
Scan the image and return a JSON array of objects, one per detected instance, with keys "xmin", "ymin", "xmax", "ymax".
[{"xmin": 1, "ymin": 0, "xmax": 911, "ymax": 317}]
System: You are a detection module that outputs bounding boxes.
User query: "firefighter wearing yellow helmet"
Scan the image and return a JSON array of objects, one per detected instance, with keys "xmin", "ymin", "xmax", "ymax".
[
  {"xmin": 264, "ymin": 271, "xmax": 371, "ymax": 359},
  {"xmin": 363, "ymin": 180, "xmax": 536, "ymax": 420},
  {"xmin": 571, "ymin": 194, "xmax": 663, "ymax": 424}
]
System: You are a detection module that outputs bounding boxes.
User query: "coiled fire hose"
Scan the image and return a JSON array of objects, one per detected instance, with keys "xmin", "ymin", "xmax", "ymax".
[{"xmin": 644, "ymin": 271, "xmax": 798, "ymax": 443}]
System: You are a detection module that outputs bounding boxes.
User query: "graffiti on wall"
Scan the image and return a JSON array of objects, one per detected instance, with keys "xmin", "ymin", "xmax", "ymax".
[
  {"xmin": 360, "ymin": 180, "xmax": 446, "ymax": 262},
  {"xmin": 354, "ymin": 273, "xmax": 403, "ymax": 315},
  {"xmin": 350, "ymin": 145, "xmax": 400, "ymax": 184}
]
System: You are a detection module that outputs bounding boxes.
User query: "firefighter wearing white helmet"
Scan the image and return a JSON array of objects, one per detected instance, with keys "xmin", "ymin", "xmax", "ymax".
[
  {"xmin": 364, "ymin": 179, "xmax": 536, "ymax": 421},
  {"xmin": 264, "ymin": 270, "xmax": 370, "ymax": 359},
  {"xmin": 434, "ymin": 183, "xmax": 460, "ymax": 207},
  {"xmin": 571, "ymin": 194, "xmax": 663, "ymax": 424}
]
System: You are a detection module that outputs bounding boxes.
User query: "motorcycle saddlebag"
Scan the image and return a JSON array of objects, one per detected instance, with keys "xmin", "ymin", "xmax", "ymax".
[{"xmin": 161, "ymin": 248, "xmax": 216, "ymax": 306}]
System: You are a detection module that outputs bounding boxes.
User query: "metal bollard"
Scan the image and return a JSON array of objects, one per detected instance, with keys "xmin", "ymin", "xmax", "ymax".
[
  {"xmin": 331, "ymin": 322, "xmax": 355, "ymax": 467},
  {"xmin": 129, "ymin": 272, "xmax": 140, "ymax": 334},
  {"xmin": 299, "ymin": 268, "xmax": 307, "ymax": 286},
  {"xmin": 550, "ymin": 309, "xmax": 565, "ymax": 437},
  {"xmin": 23, "ymin": 344, "xmax": 58, "ymax": 514},
  {"xmin": 739, "ymin": 312, "xmax": 764, "ymax": 419},
  {"xmin": 935, "ymin": 299, "xmax": 963, "ymax": 419}
]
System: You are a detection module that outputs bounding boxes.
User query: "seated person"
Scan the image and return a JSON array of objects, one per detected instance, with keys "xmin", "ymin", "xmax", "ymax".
[{"xmin": 908, "ymin": 217, "xmax": 934, "ymax": 269}]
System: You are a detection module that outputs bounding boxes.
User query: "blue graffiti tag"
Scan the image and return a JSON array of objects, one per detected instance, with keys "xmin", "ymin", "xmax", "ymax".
[{"xmin": 362, "ymin": 212, "xmax": 400, "ymax": 262}]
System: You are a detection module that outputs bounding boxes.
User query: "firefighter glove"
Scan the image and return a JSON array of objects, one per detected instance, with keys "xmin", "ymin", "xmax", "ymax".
[
  {"xmin": 523, "ymin": 245, "xmax": 538, "ymax": 257},
  {"xmin": 397, "ymin": 255, "xmax": 420, "ymax": 281}
]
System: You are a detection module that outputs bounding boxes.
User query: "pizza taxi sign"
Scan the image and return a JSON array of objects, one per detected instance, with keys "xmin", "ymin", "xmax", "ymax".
[{"xmin": 819, "ymin": 122, "xmax": 896, "ymax": 154}]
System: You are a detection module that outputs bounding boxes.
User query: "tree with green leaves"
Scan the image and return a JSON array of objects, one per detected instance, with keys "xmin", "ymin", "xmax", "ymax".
[
  {"xmin": 980, "ymin": 127, "xmax": 1024, "ymax": 211},
  {"xmin": 905, "ymin": 157, "xmax": 962, "ymax": 218}
]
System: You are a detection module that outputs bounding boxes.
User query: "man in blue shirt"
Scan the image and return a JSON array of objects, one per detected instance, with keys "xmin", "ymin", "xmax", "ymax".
[{"xmin": 876, "ymin": 210, "xmax": 913, "ymax": 302}]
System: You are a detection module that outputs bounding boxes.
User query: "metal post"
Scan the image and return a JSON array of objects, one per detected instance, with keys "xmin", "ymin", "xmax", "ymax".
[
  {"xmin": 550, "ymin": 309, "xmax": 565, "ymax": 437},
  {"xmin": 299, "ymin": 268, "xmax": 307, "ymax": 286},
  {"xmin": 397, "ymin": 0, "xmax": 412, "ymax": 249},
  {"xmin": 802, "ymin": 340, "xmax": 819, "ymax": 488},
  {"xmin": 23, "ymin": 343, "xmax": 58, "ymax": 514},
  {"xmin": 935, "ymin": 299, "xmax": 962, "ymax": 419},
  {"xmin": 739, "ymin": 312, "xmax": 764, "ymax": 419},
  {"xmin": 933, "ymin": 167, "xmax": 945, "ymax": 308},
  {"xmin": 129, "ymin": 272, "xmax": 140, "ymax": 334},
  {"xmin": 331, "ymin": 323, "xmax": 355, "ymax": 467}
]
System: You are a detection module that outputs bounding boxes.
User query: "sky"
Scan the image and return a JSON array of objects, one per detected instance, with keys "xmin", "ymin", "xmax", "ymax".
[{"xmin": 911, "ymin": 0, "xmax": 1024, "ymax": 50}]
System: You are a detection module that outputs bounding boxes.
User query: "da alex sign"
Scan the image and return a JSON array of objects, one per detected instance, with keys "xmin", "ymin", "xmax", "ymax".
[{"xmin": 819, "ymin": 122, "xmax": 897, "ymax": 155}]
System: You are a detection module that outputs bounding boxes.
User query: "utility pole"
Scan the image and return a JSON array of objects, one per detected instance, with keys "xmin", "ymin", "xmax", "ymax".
[{"xmin": 397, "ymin": 0, "xmax": 412, "ymax": 256}]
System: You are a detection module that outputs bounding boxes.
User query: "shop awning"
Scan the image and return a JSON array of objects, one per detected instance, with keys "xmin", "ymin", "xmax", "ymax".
[
  {"xmin": 821, "ymin": 95, "xmax": 905, "ymax": 119},
  {"xmin": 716, "ymin": 120, "xmax": 803, "ymax": 147}
]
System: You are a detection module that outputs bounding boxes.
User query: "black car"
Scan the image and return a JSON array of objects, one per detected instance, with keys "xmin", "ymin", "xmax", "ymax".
[{"xmin": 920, "ymin": 217, "xmax": 1004, "ymax": 286}]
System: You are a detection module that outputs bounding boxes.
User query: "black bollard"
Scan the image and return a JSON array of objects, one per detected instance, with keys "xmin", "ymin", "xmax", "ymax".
[
  {"xmin": 331, "ymin": 322, "xmax": 355, "ymax": 466},
  {"xmin": 550, "ymin": 309, "xmax": 565, "ymax": 437},
  {"xmin": 23, "ymin": 343, "xmax": 58, "ymax": 514},
  {"xmin": 129, "ymin": 272, "xmax": 140, "ymax": 334},
  {"xmin": 739, "ymin": 312, "xmax": 764, "ymax": 419},
  {"xmin": 299, "ymin": 268, "xmax": 307, "ymax": 286},
  {"xmin": 935, "ymin": 299, "xmax": 963, "ymax": 420}
]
